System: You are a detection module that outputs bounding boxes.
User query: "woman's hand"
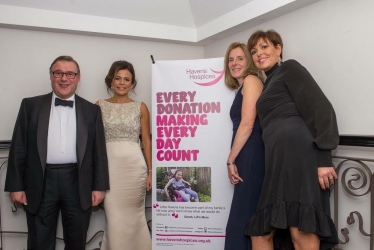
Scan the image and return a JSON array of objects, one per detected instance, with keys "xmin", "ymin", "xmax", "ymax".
[
  {"xmin": 146, "ymin": 174, "xmax": 152, "ymax": 191},
  {"xmin": 227, "ymin": 164, "xmax": 243, "ymax": 185},
  {"xmin": 318, "ymin": 167, "xmax": 338, "ymax": 190}
]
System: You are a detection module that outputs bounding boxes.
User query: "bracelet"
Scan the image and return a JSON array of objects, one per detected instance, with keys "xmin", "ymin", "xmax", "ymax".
[
  {"xmin": 148, "ymin": 169, "xmax": 152, "ymax": 172},
  {"xmin": 226, "ymin": 162, "xmax": 235, "ymax": 166}
]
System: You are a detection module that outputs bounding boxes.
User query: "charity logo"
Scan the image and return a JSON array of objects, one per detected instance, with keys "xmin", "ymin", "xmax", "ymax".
[{"xmin": 186, "ymin": 68, "xmax": 224, "ymax": 86}]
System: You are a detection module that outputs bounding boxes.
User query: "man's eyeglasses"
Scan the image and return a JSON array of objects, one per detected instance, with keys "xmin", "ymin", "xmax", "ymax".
[{"xmin": 51, "ymin": 71, "xmax": 79, "ymax": 79}]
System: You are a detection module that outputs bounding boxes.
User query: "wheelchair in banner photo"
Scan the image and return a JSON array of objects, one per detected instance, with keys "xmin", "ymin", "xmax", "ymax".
[{"xmin": 163, "ymin": 169, "xmax": 198, "ymax": 202}]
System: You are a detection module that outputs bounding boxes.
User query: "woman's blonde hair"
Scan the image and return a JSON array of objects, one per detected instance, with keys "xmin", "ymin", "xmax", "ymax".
[{"xmin": 224, "ymin": 42, "xmax": 260, "ymax": 90}]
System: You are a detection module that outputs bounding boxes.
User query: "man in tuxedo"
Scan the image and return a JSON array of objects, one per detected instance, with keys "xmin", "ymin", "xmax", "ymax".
[{"xmin": 4, "ymin": 55, "xmax": 109, "ymax": 250}]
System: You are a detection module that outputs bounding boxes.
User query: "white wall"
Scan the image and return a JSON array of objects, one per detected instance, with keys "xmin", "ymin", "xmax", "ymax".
[
  {"xmin": 4, "ymin": 0, "xmax": 372, "ymax": 139},
  {"xmin": 0, "ymin": 28, "xmax": 204, "ymax": 140},
  {"xmin": 203, "ymin": 0, "xmax": 374, "ymax": 136}
]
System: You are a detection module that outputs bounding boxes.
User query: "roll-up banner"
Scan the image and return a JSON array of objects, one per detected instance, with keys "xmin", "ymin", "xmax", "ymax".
[{"xmin": 152, "ymin": 58, "xmax": 234, "ymax": 249}]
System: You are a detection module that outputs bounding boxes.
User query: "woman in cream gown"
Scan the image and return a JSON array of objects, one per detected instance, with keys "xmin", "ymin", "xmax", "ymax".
[{"xmin": 97, "ymin": 60, "xmax": 152, "ymax": 250}]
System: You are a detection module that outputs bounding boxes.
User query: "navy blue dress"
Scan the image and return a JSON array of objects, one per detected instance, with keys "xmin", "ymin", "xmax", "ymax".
[{"xmin": 225, "ymin": 84, "xmax": 265, "ymax": 250}]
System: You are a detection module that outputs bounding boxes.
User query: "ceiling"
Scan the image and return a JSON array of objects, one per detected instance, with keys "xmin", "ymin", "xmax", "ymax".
[{"xmin": 0, "ymin": 0, "xmax": 320, "ymax": 46}]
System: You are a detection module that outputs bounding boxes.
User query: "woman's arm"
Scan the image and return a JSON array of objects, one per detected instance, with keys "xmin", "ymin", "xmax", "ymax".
[
  {"xmin": 227, "ymin": 75, "xmax": 263, "ymax": 184},
  {"xmin": 283, "ymin": 60, "xmax": 339, "ymax": 165},
  {"xmin": 283, "ymin": 60, "xmax": 339, "ymax": 189},
  {"xmin": 140, "ymin": 102, "xmax": 152, "ymax": 191}
]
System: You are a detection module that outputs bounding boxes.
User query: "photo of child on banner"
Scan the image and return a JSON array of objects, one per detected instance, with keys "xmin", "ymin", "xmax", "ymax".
[{"xmin": 156, "ymin": 167, "xmax": 211, "ymax": 202}]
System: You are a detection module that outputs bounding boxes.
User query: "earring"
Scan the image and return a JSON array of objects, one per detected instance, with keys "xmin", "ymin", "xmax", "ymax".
[
  {"xmin": 257, "ymin": 70, "xmax": 260, "ymax": 78},
  {"xmin": 277, "ymin": 55, "xmax": 282, "ymax": 66},
  {"xmin": 110, "ymin": 85, "xmax": 113, "ymax": 90}
]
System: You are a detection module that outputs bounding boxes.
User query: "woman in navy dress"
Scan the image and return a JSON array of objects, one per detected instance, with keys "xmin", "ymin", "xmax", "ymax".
[
  {"xmin": 224, "ymin": 42, "xmax": 265, "ymax": 250},
  {"xmin": 246, "ymin": 30, "xmax": 339, "ymax": 250}
]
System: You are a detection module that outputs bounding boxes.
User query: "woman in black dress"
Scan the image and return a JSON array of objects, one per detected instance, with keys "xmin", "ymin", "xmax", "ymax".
[
  {"xmin": 245, "ymin": 30, "xmax": 339, "ymax": 250},
  {"xmin": 224, "ymin": 42, "xmax": 265, "ymax": 250}
]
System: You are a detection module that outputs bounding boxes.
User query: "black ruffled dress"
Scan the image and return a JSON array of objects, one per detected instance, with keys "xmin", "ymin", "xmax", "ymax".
[{"xmin": 246, "ymin": 60, "xmax": 339, "ymax": 250}]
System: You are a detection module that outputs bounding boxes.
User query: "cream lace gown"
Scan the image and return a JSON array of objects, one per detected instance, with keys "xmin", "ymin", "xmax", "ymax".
[{"xmin": 98, "ymin": 99, "xmax": 151, "ymax": 250}]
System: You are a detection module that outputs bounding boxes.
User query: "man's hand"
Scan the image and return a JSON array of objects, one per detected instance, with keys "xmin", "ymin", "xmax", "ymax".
[
  {"xmin": 92, "ymin": 191, "xmax": 106, "ymax": 206},
  {"xmin": 10, "ymin": 191, "xmax": 27, "ymax": 205}
]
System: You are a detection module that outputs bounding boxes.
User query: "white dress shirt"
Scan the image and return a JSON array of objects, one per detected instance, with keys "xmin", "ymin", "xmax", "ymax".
[{"xmin": 46, "ymin": 92, "xmax": 77, "ymax": 164}]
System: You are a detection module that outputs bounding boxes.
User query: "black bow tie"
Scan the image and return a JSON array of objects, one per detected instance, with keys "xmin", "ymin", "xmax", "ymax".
[{"xmin": 55, "ymin": 98, "xmax": 74, "ymax": 107}]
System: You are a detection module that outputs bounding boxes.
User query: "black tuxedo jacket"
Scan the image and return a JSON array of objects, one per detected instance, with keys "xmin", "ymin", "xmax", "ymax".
[{"xmin": 5, "ymin": 92, "xmax": 109, "ymax": 214}]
